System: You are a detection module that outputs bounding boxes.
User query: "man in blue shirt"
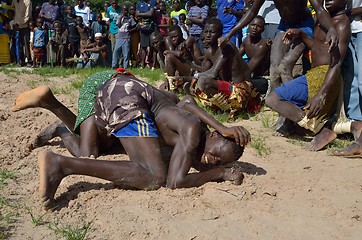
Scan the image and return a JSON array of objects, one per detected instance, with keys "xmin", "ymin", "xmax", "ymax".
[{"xmin": 216, "ymin": 0, "xmax": 244, "ymax": 45}]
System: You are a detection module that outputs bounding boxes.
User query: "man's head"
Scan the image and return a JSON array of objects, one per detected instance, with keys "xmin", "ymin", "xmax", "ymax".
[
  {"xmin": 171, "ymin": 17, "xmax": 178, "ymax": 26},
  {"xmin": 204, "ymin": 18, "xmax": 223, "ymax": 45},
  {"xmin": 169, "ymin": 25, "xmax": 184, "ymax": 46},
  {"xmin": 151, "ymin": 32, "xmax": 164, "ymax": 51},
  {"xmin": 103, "ymin": 2, "xmax": 110, "ymax": 10},
  {"xmin": 53, "ymin": 21, "xmax": 62, "ymax": 32},
  {"xmin": 66, "ymin": 5, "xmax": 73, "ymax": 15},
  {"xmin": 195, "ymin": 0, "xmax": 203, "ymax": 6},
  {"xmin": 248, "ymin": 15, "xmax": 265, "ymax": 38},
  {"xmin": 129, "ymin": 4, "xmax": 136, "ymax": 15},
  {"xmin": 173, "ymin": 0, "xmax": 181, "ymax": 11},
  {"xmin": 111, "ymin": 0, "xmax": 118, "ymax": 9},
  {"xmin": 95, "ymin": 33, "xmax": 103, "ymax": 45},
  {"xmin": 158, "ymin": 1, "xmax": 166, "ymax": 11},
  {"xmin": 78, "ymin": 0, "xmax": 84, "ymax": 8},
  {"xmin": 122, "ymin": 5, "xmax": 128, "ymax": 15},
  {"xmin": 96, "ymin": 13, "xmax": 102, "ymax": 22},
  {"xmin": 324, "ymin": 0, "xmax": 347, "ymax": 16},
  {"xmin": 76, "ymin": 16, "xmax": 83, "ymax": 26},
  {"xmin": 49, "ymin": 0, "xmax": 56, "ymax": 4},
  {"xmin": 36, "ymin": 17, "xmax": 44, "ymax": 29},
  {"xmin": 179, "ymin": 13, "xmax": 186, "ymax": 24},
  {"xmin": 200, "ymin": 132, "xmax": 244, "ymax": 166}
]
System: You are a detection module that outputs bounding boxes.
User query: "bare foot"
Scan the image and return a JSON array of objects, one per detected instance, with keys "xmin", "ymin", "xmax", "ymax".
[
  {"xmin": 351, "ymin": 121, "xmax": 362, "ymax": 141},
  {"xmin": 273, "ymin": 118, "xmax": 295, "ymax": 137},
  {"xmin": 32, "ymin": 121, "xmax": 63, "ymax": 149},
  {"xmin": 223, "ymin": 166, "xmax": 244, "ymax": 185},
  {"xmin": 38, "ymin": 151, "xmax": 65, "ymax": 210},
  {"xmin": 332, "ymin": 142, "xmax": 362, "ymax": 157},
  {"xmin": 307, "ymin": 128, "xmax": 337, "ymax": 151},
  {"xmin": 12, "ymin": 85, "xmax": 52, "ymax": 112}
]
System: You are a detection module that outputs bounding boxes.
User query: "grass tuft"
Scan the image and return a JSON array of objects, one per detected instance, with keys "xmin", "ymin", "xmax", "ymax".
[
  {"xmin": 251, "ymin": 135, "xmax": 271, "ymax": 157},
  {"xmin": 25, "ymin": 206, "xmax": 47, "ymax": 226},
  {"xmin": 48, "ymin": 221, "xmax": 93, "ymax": 240}
]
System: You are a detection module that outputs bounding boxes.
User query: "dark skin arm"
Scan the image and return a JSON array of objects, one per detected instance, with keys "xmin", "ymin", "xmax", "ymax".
[
  {"xmin": 282, "ymin": 28, "xmax": 314, "ymax": 50},
  {"xmin": 306, "ymin": 21, "xmax": 349, "ymax": 119},
  {"xmin": 178, "ymin": 95, "xmax": 251, "ymax": 146},
  {"xmin": 246, "ymin": 42, "xmax": 270, "ymax": 74},
  {"xmin": 310, "ymin": 0, "xmax": 338, "ymax": 52},
  {"xmin": 349, "ymin": 7, "xmax": 362, "ymax": 17},
  {"xmin": 136, "ymin": 8, "xmax": 154, "ymax": 18},
  {"xmin": 219, "ymin": 0, "xmax": 264, "ymax": 47}
]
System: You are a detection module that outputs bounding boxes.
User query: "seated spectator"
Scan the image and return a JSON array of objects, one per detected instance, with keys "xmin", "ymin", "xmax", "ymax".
[
  {"xmin": 150, "ymin": 31, "xmax": 166, "ymax": 71},
  {"xmin": 77, "ymin": 32, "xmax": 108, "ymax": 69},
  {"xmin": 239, "ymin": 15, "xmax": 271, "ymax": 95}
]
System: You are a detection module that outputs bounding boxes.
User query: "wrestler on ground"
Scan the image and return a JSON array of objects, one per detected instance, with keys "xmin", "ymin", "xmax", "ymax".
[
  {"xmin": 38, "ymin": 75, "xmax": 250, "ymax": 210},
  {"xmin": 265, "ymin": 0, "xmax": 351, "ymax": 151},
  {"xmin": 12, "ymin": 70, "xmax": 124, "ymax": 157}
]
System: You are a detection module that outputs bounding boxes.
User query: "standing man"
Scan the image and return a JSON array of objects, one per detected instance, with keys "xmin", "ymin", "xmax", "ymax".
[
  {"xmin": 39, "ymin": 0, "xmax": 59, "ymax": 29},
  {"xmin": 11, "ymin": 0, "xmax": 32, "ymax": 66},
  {"xmin": 106, "ymin": 0, "xmax": 121, "ymax": 52},
  {"xmin": 216, "ymin": 0, "xmax": 244, "ymax": 45},
  {"xmin": 74, "ymin": 0, "xmax": 91, "ymax": 27},
  {"xmin": 186, "ymin": 0, "xmax": 208, "ymax": 53}
]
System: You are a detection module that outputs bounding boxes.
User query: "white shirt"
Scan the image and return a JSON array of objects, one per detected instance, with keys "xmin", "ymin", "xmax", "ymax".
[
  {"xmin": 348, "ymin": 0, "xmax": 362, "ymax": 33},
  {"xmin": 74, "ymin": 5, "xmax": 91, "ymax": 27},
  {"xmin": 258, "ymin": 0, "xmax": 281, "ymax": 24}
]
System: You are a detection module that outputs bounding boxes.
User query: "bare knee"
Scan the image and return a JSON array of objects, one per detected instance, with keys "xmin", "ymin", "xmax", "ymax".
[{"xmin": 265, "ymin": 92, "xmax": 280, "ymax": 110}]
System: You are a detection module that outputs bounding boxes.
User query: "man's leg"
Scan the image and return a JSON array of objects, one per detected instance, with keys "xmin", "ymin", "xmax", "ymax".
[
  {"xmin": 38, "ymin": 137, "xmax": 166, "ymax": 209},
  {"xmin": 269, "ymin": 32, "xmax": 289, "ymax": 91},
  {"xmin": 12, "ymin": 86, "xmax": 76, "ymax": 129},
  {"xmin": 121, "ymin": 38, "xmax": 130, "ymax": 68},
  {"xmin": 111, "ymin": 38, "xmax": 122, "ymax": 68},
  {"xmin": 165, "ymin": 53, "xmax": 191, "ymax": 76},
  {"xmin": 266, "ymin": 91, "xmax": 336, "ymax": 150}
]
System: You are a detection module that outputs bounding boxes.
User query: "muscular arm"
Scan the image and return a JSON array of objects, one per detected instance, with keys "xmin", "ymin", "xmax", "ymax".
[
  {"xmin": 350, "ymin": 7, "xmax": 362, "ymax": 17},
  {"xmin": 306, "ymin": 19, "xmax": 350, "ymax": 118},
  {"xmin": 247, "ymin": 42, "xmax": 269, "ymax": 73},
  {"xmin": 310, "ymin": 0, "xmax": 338, "ymax": 51}
]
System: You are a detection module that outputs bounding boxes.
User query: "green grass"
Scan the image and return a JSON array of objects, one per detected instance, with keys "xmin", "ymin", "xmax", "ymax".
[
  {"xmin": 25, "ymin": 206, "xmax": 47, "ymax": 227},
  {"xmin": 128, "ymin": 67, "xmax": 165, "ymax": 85},
  {"xmin": 48, "ymin": 221, "xmax": 93, "ymax": 240},
  {"xmin": 251, "ymin": 135, "xmax": 271, "ymax": 157},
  {"xmin": 0, "ymin": 170, "xmax": 15, "ymax": 190}
]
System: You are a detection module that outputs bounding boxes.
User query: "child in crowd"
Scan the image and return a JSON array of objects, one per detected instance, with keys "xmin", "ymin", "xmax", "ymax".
[
  {"xmin": 32, "ymin": 18, "xmax": 48, "ymax": 68},
  {"xmin": 156, "ymin": 1, "xmax": 169, "ymax": 37},
  {"xmin": 50, "ymin": 21, "xmax": 69, "ymax": 67},
  {"xmin": 179, "ymin": 13, "xmax": 189, "ymax": 40},
  {"xmin": 64, "ymin": 5, "xmax": 80, "ymax": 57},
  {"xmin": 76, "ymin": 15, "xmax": 90, "ymax": 50},
  {"xmin": 90, "ymin": 13, "xmax": 106, "ymax": 42}
]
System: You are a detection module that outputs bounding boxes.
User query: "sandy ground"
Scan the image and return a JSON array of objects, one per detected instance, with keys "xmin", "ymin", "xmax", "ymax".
[{"xmin": 0, "ymin": 70, "xmax": 361, "ymax": 240}]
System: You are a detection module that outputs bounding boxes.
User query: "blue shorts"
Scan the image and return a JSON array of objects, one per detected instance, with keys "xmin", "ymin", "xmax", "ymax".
[
  {"xmin": 277, "ymin": 15, "xmax": 314, "ymax": 38},
  {"xmin": 112, "ymin": 113, "xmax": 158, "ymax": 138},
  {"xmin": 274, "ymin": 75, "xmax": 309, "ymax": 108}
]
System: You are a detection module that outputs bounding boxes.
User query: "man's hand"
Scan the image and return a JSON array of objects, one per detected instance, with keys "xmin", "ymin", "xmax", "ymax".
[
  {"xmin": 304, "ymin": 93, "xmax": 326, "ymax": 119},
  {"xmin": 326, "ymin": 28, "xmax": 339, "ymax": 53},
  {"xmin": 223, "ymin": 165, "xmax": 244, "ymax": 185},
  {"xmin": 223, "ymin": 7, "xmax": 234, "ymax": 15},
  {"xmin": 220, "ymin": 126, "xmax": 251, "ymax": 147},
  {"xmin": 282, "ymin": 29, "xmax": 302, "ymax": 45},
  {"xmin": 218, "ymin": 36, "xmax": 229, "ymax": 48}
]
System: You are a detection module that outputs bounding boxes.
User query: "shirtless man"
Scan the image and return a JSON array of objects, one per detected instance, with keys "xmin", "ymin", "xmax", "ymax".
[
  {"xmin": 265, "ymin": 0, "xmax": 350, "ymax": 151},
  {"xmin": 219, "ymin": 0, "xmax": 339, "ymax": 91},
  {"xmin": 150, "ymin": 32, "xmax": 166, "ymax": 71},
  {"xmin": 12, "ymin": 70, "xmax": 125, "ymax": 157},
  {"xmin": 239, "ymin": 15, "xmax": 271, "ymax": 95},
  {"xmin": 189, "ymin": 18, "xmax": 260, "ymax": 114},
  {"xmin": 37, "ymin": 75, "xmax": 249, "ymax": 209},
  {"xmin": 163, "ymin": 25, "xmax": 202, "ymax": 91}
]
